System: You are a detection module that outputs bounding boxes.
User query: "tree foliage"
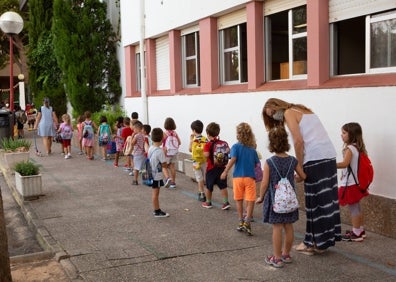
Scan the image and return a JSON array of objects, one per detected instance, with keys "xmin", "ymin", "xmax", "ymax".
[
  {"xmin": 52, "ymin": 0, "xmax": 121, "ymax": 115},
  {"xmin": 27, "ymin": 0, "xmax": 66, "ymax": 115}
]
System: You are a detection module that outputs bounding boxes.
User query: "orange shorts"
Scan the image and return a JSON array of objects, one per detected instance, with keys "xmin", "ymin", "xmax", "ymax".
[{"xmin": 233, "ymin": 177, "xmax": 256, "ymax": 201}]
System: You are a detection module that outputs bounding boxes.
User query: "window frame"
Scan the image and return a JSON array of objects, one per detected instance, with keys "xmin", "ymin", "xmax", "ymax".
[
  {"xmin": 366, "ymin": 10, "xmax": 396, "ymax": 74},
  {"xmin": 219, "ymin": 23, "xmax": 247, "ymax": 85},
  {"xmin": 181, "ymin": 31, "xmax": 200, "ymax": 88},
  {"xmin": 265, "ymin": 5, "xmax": 307, "ymax": 81}
]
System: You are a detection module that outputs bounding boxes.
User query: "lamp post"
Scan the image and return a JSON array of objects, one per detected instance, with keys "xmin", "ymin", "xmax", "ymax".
[{"xmin": 0, "ymin": 11, "xmax": 24, "ymax": 112}]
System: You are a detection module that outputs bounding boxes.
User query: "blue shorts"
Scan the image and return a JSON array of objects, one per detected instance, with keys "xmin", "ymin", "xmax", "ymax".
[{"xmin": 206, "ymin": 167, "xmax": 227, "ymax": 192}]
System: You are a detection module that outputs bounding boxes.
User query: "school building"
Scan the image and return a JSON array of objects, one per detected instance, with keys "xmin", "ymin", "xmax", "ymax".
[{"xmin": 119, "ymin": 0, "xmax": 396, "ymax": 238}]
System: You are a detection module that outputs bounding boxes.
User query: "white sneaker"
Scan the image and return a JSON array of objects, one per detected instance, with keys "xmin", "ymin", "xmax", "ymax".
[{"xmin": 67, "ymin": 153, "xmax": 71, "ymax": 158}]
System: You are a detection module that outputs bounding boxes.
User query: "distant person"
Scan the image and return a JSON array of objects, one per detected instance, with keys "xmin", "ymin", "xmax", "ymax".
[
  {"xmin": 14, "ymin": 105, "xmax": 27, "ymax": 138},
  {"xmin": 256, "ymin": 127, "xmax": 306, "ymax": 268},
  {"xmin": 81, "ymin": 111, "xmax": 97, "ymax": 160},
  {"xmin": 76, "ymin": 114, "xmax": 85, "ymax": 155},
  {"xmin": 113, "ymin": 116, "xmax": 125, "ymax": 167},
  {"xmin": 34, "ymin": 98, "xmax": 58, "ymax": 156},
  {"xmin": 202, "ymin": 122, "xmax": 230, "ymax": 210},
  {"xmin": 97, "ymin": 115, "xmax": 112, "ymax": 161},
  {"xmin": 262, "ymin": 98, "xmax": 341, "ymax": 254},
  {"xmin": 131, "ymin": 112, "xmax": 139, "ymax": 123},
  {"xmin": 221, "ymin": 122, "xmax": 260, "ymax": 236},
  {"xmin": 189, "ymin": 120, "xmax": 208, "ymax": 202},
  {"xmin": 162, "ymin": 117, "xmax": 181, "ymax": 189},
  {"xmin": 336, "ymin": 122, "xmax": 370, "ymax": 242},
  {"xmin": 149, "ymin": 127, "xmax": 171, "ymax": 217},
  {"xmin": 57, "ymin": 113, "xmax": 73, "ymax": 159},
  {"xmin": 130, "ymin": 121, "xmax": 145, "ymax": 185},
  {"xmin": 121, "ymin": 117, "xmax": 133, "ymax": 171},
  {"xmin": 27, "ymin": 103, "xmax": 37, "ymax": 131}
]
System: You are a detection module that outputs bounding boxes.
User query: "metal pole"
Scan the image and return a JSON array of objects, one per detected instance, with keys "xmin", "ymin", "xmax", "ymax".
[{"xmin": 9, "ymin": 34, "xmax": 14, "ymax": 112}]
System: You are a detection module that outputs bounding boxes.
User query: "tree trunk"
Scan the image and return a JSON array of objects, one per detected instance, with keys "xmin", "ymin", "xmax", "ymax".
[{"xmin": 0, "ymin": 189, "xmax": 12, "ymax": 282}]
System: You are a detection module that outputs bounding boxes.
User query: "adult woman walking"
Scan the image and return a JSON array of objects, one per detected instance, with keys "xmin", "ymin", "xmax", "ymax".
[
  {"xmin": 34, "ymin": 97, "xmax": 58, "ymax": 155},
  {"xmin": 262, "ymin": 98, "xmax": 341, "ymax": 254}
]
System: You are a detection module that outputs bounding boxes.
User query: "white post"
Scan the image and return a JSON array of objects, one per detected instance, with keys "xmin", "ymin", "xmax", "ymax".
[
  {"xmin": 140, "ymin": 0, "xmax": 148, "ymax": 124},
  {"xmin": 18, "ymin": 81, "xmax": 25, "ymax": 110}
]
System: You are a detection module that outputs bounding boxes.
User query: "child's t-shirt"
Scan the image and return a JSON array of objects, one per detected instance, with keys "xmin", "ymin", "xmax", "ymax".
[
  {"xmin": 132, "ymin": 132, "xmax": 145, "ymax": 156},
  {"xmin": 230, "ymin": 142, "xmax": 259, "ymax": 178},
  {"xmin": 148, "ymin": 146, "xmax": 166, "ymax": 181}
]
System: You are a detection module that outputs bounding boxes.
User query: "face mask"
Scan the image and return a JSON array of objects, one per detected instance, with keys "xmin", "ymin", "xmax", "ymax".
[{"xmin": 272, "ymin": 110, "xmax": 284, "ymax": 121}]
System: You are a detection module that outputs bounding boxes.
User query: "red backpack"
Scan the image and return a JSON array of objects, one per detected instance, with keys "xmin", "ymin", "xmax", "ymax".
[{"xmin": 348, "ymin": 152, "xmax": 374, "ymax": 191}]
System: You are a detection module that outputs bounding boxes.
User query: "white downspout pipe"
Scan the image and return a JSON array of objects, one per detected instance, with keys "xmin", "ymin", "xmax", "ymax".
[{"xmin": 140, "ymin": 0, "xmax": 148, "ymax": 124}]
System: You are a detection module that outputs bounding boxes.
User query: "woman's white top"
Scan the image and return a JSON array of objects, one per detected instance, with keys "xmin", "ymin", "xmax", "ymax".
[{"xmin": 299, "ymin": 113, "xmax": 336, "ymax": 164}]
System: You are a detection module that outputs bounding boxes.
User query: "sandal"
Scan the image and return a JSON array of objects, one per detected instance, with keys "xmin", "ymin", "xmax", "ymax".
[
  {"xmin": 281, "ymin": 254, "xmax": 293, "ymax": 263},
  {"xmin": 265, "ymin": 255, "xmax": 284, "ymax": 268},
  {"xmin": 295, "ymin": 242, "xmax": 314, "ymax": 256}
]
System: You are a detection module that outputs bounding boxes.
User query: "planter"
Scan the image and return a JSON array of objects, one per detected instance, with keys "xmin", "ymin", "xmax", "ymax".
[
  {"xmin": 15, "ymin": 171, "xmax": 42, "ymax": 198},
  {"xmin": 2, "ymin": 151, "xmax": 30, "ymax": 171}
]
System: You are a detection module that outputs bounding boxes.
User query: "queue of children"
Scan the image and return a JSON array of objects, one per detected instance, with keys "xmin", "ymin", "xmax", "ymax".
[{"xmin": 34, "ymin": 106, "xmax": 371, "ymax": 269}]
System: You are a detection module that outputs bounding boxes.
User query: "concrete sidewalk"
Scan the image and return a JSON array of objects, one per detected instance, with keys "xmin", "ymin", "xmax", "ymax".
[{"xmin": 2, "ymin": 130, "xmax": 396, "ymax": 281}]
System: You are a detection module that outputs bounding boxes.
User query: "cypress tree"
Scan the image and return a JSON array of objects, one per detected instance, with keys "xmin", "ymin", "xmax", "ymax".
[
  {"xmin": 52, "ymin": 0, "xmax": 121, "ymax": 114},
  {"xmin": 27, "ymin": 0, "xmax": 67, "ymax": 115}
]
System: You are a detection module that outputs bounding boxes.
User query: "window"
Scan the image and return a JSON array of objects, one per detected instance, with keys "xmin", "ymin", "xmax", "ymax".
[
  {"xmin": 331, "ymin": 10, "xmax": 396, "ymax": 75},
  {"xmin": 182, "ymin": 32, "xmax": 200, "ymax": 87},
  {"xmin": 135, "ymin": 52, "xmax": 146, "ymax": 91},
  {"xmin": 219, "ymin": 23, "xmax": 247, "ymax": 84},
  {"xmin": 265, "ymin": 6, "xmax": 307, "ymax": 80},
  {"xmin": 135, "ymin": 53, "xmax": 141, "ymax": 91},
  {"xmin": 369, "ymin": 10, "xmax": 396, "ymax": 73}
]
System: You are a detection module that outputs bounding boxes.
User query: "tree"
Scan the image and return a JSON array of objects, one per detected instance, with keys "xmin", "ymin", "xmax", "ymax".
[
  {"xmin": 52, "ymin": 0, "xmax": 121, "ymax": 115},
  {"xmin": 0, "ymin": 190, "xmax": 12, "ymax": 282},
  {"xmin": 27, "ymin": 0, "xmax": 67, "ymax": 115}
]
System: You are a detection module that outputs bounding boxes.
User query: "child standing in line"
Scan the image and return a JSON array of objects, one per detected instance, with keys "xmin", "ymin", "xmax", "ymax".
[
  {"xmin": 76, "ymin": 115, "xmax": 85, "ymax": 155},
  {"xmin": 256, "ymin": 127, "xmax": 306, "ymax": 268},
  {"xmin": 58, "ymin": 114, "xmax": 73, "ymax": 159},
  {"xmin": 131, "ymin": 121, "xmax": 145, "ymax": 185},
  {"xmin": 149, "ymin": 128, "xmax": 171, "ymax": 217},
  {"xmin": 162, "ymin": 117, "xmax": 181, "ymax": 189},
  {"xmin": 82, "ymin": 111, "xmax": 97, "ymax": 160},
  {"xmin": 336, "ymin": 122, "xmax": 369, "ymax": 242},
  {"xmin": 202, "ymin": 122, "xmax": 231, "ymax": 210},
  {"xmin": 121, "ymin": 117, "xmax": 133, "ymax": 171},
  {"xmin": 143, "ymin": 124, "xmax": 152, "ymax": 156},
  {"xmin": 97, "ymin": 115, "xmax": 112, "ymax": 160},
  {"xmin": 189, "ymin": 120, "xmax": 208, "ymax": 202},
  {"xmin": 221, "ymin": 122, "xmax": 260, "ymax": 236},
  {"xmin": 113, "ymin": 116, "xmax": 125, "ymax": 167}
]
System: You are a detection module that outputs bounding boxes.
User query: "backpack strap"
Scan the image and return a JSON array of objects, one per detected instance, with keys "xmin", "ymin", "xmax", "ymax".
[
  {"xmin": 269, "ymin": 157, "xmax": 292, "ymax": 179},
  {"xmin": 209, "ymin": 139, "xmax": 218, "ymax": 165}
]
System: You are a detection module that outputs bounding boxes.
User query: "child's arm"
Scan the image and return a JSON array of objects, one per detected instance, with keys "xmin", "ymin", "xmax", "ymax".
[
  {"xmin": 189, "ymin": 134, "xmax": 194, "ymax": 153},
  {"xmin": 221, "ymin": 157, "xmax": 236, "ymax": 179},
  {"xmin": 256, "ymin": 161, "xmax": 270, "ymax": 204},
  {"xmin": 337, "ymin": 147, "xmax": 352, "ymax": 169},
  {"xmin": 161, "ymin": 162, "xmax": 170, "ymax": 179}
]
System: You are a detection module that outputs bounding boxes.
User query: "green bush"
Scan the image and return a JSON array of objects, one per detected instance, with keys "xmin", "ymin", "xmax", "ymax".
[
  {"xmin": 91, "ymin": 104, "xmax": 126, "ymax": 129},
  {"xmin": 0, "ymin": 137, "xmax": 32, "ymax": 152},
  {"xmin": 14, "ymin": 161, "xmax": 40, "ymax": 176}
]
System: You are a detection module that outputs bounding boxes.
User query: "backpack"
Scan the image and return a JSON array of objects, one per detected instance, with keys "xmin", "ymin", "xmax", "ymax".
[
  {"xmin": 348, "ymin": 151, "xmax": 374, "ymax": 191},
  {"xmin": 210, "ymin": 139, "xmax": 230, "ymax": 167},
  {"xmin": 99, "ymin": 124, "xmax": 111, "ymax": 145},
  {"xmin": 270, "ymin": 158, "xmax": 299, "ymax": 214},
  {"xmin": 61, "ymin": 124, "xmax": 73, "ymax": 140},
  {"xmin": 83, "ymin": 121, "xmax": 94, "ymax": 140},
  {"xmin": 123, "ymin": 136, "xmax": 133, "ymax": 155},
  {"xmin": 16, "ymin": 111, "xmax": 27, "ymax": 124},
  {"xmin": 164, "ymin": 130, "xmax": 179, "ymax": 157},
  {"xmin": 142, "ymin": 148, "xmax": 162, "ymax": 186},
  {"xmin": 191, "ymin": 136, "xmax": 207, "ymax": 164}
]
